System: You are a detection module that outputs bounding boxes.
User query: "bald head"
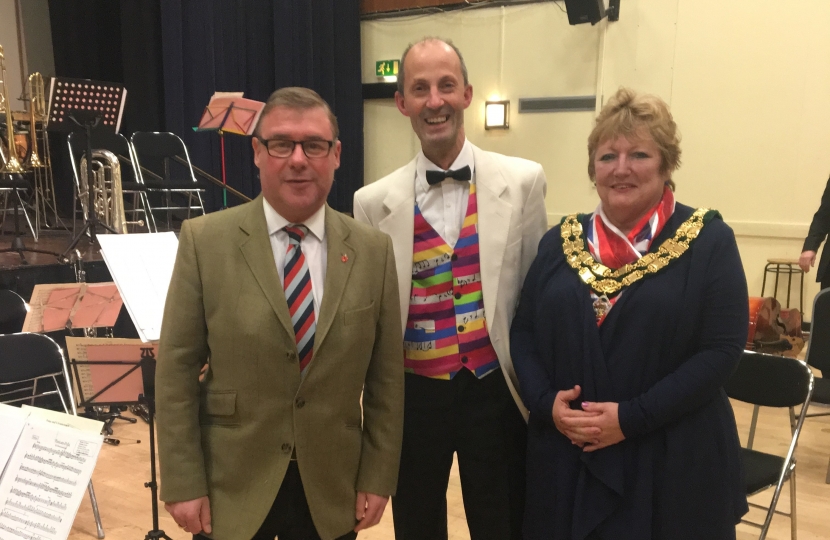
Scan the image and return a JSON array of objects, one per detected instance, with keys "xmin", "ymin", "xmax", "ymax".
[
  {"xmin": 397, "ymin": 37, "xmax": 468, "ymax": 95},
  {"xmin": 393, "ymin": 37, "xmax": 473, "ymax": 169}
]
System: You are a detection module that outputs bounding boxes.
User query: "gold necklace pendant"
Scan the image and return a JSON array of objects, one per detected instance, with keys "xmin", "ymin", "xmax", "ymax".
[
  {"xmin": 592, "ymin": 295, "xmax": 611, "ymax": 320},
  {"xmin": 561, "ymin": 208, "xmax": 718, "ymax": 298}
]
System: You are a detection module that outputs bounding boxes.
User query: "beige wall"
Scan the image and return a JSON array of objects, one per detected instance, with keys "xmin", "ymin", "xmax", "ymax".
[
  {"xmin": 361, "ymin": 0, "xmax": 829, "ymax": 320},
  {"xmin": 0, "ymin": 0, "xmax": 24, "ymax": 109}
]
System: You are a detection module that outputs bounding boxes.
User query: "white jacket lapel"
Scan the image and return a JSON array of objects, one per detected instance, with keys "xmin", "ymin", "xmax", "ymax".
[
  {"xmin": 378, "ymin": 161, "xmax": 416, "ymax": 333},
  {"xmin": 472, "ymin": 145, "xmax": 512, "ymax": 329}
]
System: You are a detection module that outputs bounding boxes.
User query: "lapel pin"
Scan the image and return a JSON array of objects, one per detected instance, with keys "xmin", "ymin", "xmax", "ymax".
[{"xmin": 341, "ymin": 254, "xmax": 349, "ymax": 263}]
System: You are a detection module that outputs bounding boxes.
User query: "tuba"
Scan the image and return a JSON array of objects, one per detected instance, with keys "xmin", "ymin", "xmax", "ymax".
[
  {"xmin": 79, "ymin": 149, "xmax": 136, "ymax": 234},
  {"xmin": 0, "ymin": 45, "xmax": 24, "ymax": 174},
  {"xmin": 27, "ymin": 72, "xmax": 46, "ymax": 168}
]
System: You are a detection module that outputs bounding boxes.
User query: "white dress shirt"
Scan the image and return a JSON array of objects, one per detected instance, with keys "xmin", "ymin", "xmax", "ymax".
[
  {"xmin": 263, "ymin": 199, "xmax": 327, "ymax": 317},
  {"xmin": 415, "ymin": 139, "xmax": 475, "ymax": 248}
]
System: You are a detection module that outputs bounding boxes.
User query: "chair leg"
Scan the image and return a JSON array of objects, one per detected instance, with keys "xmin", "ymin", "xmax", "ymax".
[
  {"xmin": 87, "ymin": 480, "xmax": 105, "ymax": 538},
  {"xmin": 825, "ymin": 453, "xmax": 830, "ymax": 484},
  {"xmin": 165, "ymin": 191, "xmax": 172, "ymax": 230},
  {"xmin": 748, "ymin": 404, "xmax": 761, "ymax": 449},
  {"xmin": 1, "ymin": 191, "xmax": 8, "ymax": 230},
  {"xmin": 141, "ymin": 191, "xmax": 157, "ymax": 233},
  {"xmin": 16, "ymin": 189, "xmax": 37, "ymax": 241},
  {"xmin": 790, "ymin": 469, "xmax": 797, "ymax": 540}
]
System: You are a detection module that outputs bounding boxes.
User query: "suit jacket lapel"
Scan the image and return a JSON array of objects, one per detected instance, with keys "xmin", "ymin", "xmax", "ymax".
[
  {"xmin": 314, "ymin": 206, "xmax": 355, "ymax": 352},
  {"xmin": 378, "ymin": 160, "xmax": 416, "ymax": 332},
  {"xmin": 238, "ymin": 195, "xmax": 294, "ymax": 338},
  {"xmin": 472, "ymin": 145, "xmax": 513, "ymax": 327}
]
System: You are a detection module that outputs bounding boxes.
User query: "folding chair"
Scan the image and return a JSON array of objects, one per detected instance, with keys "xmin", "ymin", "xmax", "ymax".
[
  {"xmin": 802, "ymin": 287, "xmax": 830, "ymax": 483},
  {"xmin": 130, "ymin": 132, "xmax": 205, "ymax": 230},
  {"xmin": 0, "ymin": 173, "xmax": 37, "ymax": 241},
  {"xmin": 0, "ymin": 289, "xmax": 27, "ymax": 334},
  {"xmin": 0, "ymin": 332, "xmax": 106, "ymax": 538},
  {"xmin": 67, "ymin": 130, "xmax": 155, "ymax": 234},
  {"xmin": 725, "ymin": 350, "xmax": 813, "ymax": 540}
]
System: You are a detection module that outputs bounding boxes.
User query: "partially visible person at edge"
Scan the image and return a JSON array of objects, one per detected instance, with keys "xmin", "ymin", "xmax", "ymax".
[
  {"xmin": 155, "ymin": 87, "xmax": 404, "ymax": 540},
  {"xmin": 799, "ymin": 175, "xmax": 830, "ymax": 289},
  {"xmin": 353, "ymin": 37, "xmax": 548, "ymax": 540},
  {"xmin": 510, "ymin": 87, "xmax": 749, "ymax": 540}
]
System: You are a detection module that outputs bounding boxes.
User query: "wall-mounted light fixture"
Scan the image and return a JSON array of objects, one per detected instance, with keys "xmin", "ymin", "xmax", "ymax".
[{"xmin": 485, "ymin": 100, "xmax": 509, "ymax": 130}]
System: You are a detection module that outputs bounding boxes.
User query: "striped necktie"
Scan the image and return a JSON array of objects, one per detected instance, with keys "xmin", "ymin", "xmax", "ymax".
[{"xmin": 284, "ymin": 225, "xmax": 315, "ymax": 374}]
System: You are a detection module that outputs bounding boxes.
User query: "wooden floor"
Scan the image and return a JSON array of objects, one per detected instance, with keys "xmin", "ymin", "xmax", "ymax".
[
  {"xmin": 65, "ymin": 399, "xmax": 830, "ymax": 540},
  {"xmin": 0, "ymin": 228, "xmax": 99, "ymax": 269}
]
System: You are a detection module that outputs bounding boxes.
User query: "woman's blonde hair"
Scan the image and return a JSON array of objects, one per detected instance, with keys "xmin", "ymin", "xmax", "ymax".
[{"xmin": 587, "ymin": 87, "xmax": 681, "ymax": 190}]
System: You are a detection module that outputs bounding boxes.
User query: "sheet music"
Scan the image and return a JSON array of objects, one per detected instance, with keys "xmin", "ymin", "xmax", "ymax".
[
  {"xmin": 98, "ymin": 233, "xmax": 179, "ymax": 342},
  {"xmin": 0, "ymin": 410, "xmax": 102, "ymax": 540},
  {"xmin": 22, "ymin": 284, "xmax": 122, "ymax": 333},
  {"xmin": 0, "ymin": 406, "xmax": 29, "ymax": 478},
  {"xmin": 65, "ymin": 338, "xmax": 153, "ymax": 406}
]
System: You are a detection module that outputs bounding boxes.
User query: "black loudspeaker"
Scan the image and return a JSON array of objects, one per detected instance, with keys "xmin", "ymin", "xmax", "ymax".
[{"xmin": 564, "ymin": 0, "xmax": 606, "ymax": 25}]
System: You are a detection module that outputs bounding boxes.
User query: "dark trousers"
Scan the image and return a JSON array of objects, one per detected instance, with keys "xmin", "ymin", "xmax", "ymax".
[
  {"xmin": 194, "ymin": 462, "xmax": 357, "ymax": 540},
  {"xmin": 392, "ymin": 369, "xmax": 527, "ymax": 540}
]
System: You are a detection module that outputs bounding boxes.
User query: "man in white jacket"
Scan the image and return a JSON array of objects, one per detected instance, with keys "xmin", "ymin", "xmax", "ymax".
[{"xmin": 353, "ymin": 37, "xmax": 548, "ymax": 540}]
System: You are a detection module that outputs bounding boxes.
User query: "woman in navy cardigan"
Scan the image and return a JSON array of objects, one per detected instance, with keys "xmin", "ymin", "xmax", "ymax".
[{"xmin": 511, "ymin": 88, "xmax": 748, "ymax": 540}]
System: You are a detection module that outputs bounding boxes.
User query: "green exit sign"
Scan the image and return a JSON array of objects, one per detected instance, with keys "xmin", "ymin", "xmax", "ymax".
[{"xmin": 376, "ymin": 59, "xmax": 399, "ymax": 77}]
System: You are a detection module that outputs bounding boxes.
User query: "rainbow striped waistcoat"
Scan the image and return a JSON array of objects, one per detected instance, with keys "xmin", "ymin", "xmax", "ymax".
[{"xmin": 404, "ymin": 183, "xmax": 500, "ymax": 380}]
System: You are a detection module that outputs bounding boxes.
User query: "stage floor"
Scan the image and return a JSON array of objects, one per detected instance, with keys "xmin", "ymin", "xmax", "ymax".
[{"xmin": 0, "ymin": 228, "xmax": 102, "ymax": 270}]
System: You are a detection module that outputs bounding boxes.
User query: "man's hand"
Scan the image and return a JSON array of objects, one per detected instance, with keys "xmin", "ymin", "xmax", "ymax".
[
  {"xmin": 354, "ymin": 492, "xmax": 389, "ymax": 532},
  {"xmin": 799, "ymin": 250, "xmax": 817, "ymax": 273},
  {"xmin": 165, "ymin": 496, "xmax": 211, "ymax": 535}
]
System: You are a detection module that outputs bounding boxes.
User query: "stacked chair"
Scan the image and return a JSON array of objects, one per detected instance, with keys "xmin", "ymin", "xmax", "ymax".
[
  {"xmin": 130, "ymin": 131, "xmax": 205, "ymax": 230},
  {"xmin": 801, "ymin": 288, "xmax": 830, "ymax": 484},
  {"xmin": 726, "ymin": 350, "xmax": 813, "ymax": 540}
]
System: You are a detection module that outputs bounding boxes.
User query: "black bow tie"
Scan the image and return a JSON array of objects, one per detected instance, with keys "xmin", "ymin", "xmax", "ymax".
[{"xmin": 425, "ymin": 165, "xmax": 472, "ymax": 186}]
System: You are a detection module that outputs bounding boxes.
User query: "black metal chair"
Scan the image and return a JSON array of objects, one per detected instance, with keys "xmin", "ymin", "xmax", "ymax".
[
  {"xmin": 0, "ymin": 332, "xmax": 105, "ymax": 538},
  {"xmin": 130, "ymin": 131, "xmax": 205, "ymax": 230},
  {"xmin": 0, "ymin": 289, "xmax": 27, "ymax": 334},
  {"xmin": 0, "ymin": 173, "xmax": 37, "ymax": 241},
  {"xmin": 802, "ymin": 287, "xmax": 830, "ymax": 483},
  {"xmin": 67, "ymin": 130, "xmax": 155, "ymax": 233},
  {"xmin": 725, "ymin": 350, "xmax": 813, "ymax": 540}
]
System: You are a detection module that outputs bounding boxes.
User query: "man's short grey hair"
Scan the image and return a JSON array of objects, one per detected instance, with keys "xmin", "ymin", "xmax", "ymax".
[
  {"xmin": 253, "ymin": 87, "xmax": 339, "ymax": 140},
  {"xmin": 396, "ymin": 37, "xmax": 469, "ymax": 95}
]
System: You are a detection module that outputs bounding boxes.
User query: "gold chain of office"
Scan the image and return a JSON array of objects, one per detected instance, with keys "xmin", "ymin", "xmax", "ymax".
[{"xmin": 560, "ymin": 207, "xmax": 717, "ymax": 297}]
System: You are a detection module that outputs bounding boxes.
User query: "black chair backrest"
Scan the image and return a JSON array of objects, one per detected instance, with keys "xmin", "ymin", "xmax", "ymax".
[
  {"xmin": 67, "ymin": 130, "xmax": 139, "ymax": 183},
  {"xmin": 130, "ymin": 132, "xmax": 195, "ymax": 184},
  {"xmin": 0, "ymin": 333, "xmax": 65, "ymax": 384},
  {"xmin": 724, "ymin": 351, "xmax": 812, "ymax": 408},
  {"xmin": 131, "ymin": 131, "xmax": 186, "ymax": 158},
  {"xmin": 0, "ymin": 289, "xmax": 27, "ymax": 334},
  {"xmin": 805, "ymin": 288, "xmax": 830, "ymax": 374}
]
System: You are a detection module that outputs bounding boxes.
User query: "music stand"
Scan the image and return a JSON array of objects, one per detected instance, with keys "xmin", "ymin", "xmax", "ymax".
[
  {"xmin": 194, "ymin": 91, "xmax": 264, "ymax": 209},
  {"xmin": 66, "ymin": 338, "xmax": 171, "ymax": 540},
  {"xmin": 46, "ymin": 77, "xmax": 127, "ymax": 260}
]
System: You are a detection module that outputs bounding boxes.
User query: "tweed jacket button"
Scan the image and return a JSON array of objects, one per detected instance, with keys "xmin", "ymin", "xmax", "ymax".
[
  {"xmin": 281, "ymin": 443, "xmax": 291, "ymax": 453},
  {"xmin": 295, "ymin": 398, "xmax": 305, "ymax": 409}
]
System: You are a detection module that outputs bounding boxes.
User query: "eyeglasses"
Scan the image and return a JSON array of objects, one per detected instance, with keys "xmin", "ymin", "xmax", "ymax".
[{"xmin": 256, "ymin": 138, "xmax": 334, "ymax": 159}]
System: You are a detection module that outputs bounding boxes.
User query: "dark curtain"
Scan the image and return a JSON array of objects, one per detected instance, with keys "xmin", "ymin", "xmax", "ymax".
[
  {"xmin": 48, "ymin": 0, "xmax": 166, "ymax": 216},
  {"xmin": 160, "ymin": 0, "xmax": 363, "ymax": 213}
]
